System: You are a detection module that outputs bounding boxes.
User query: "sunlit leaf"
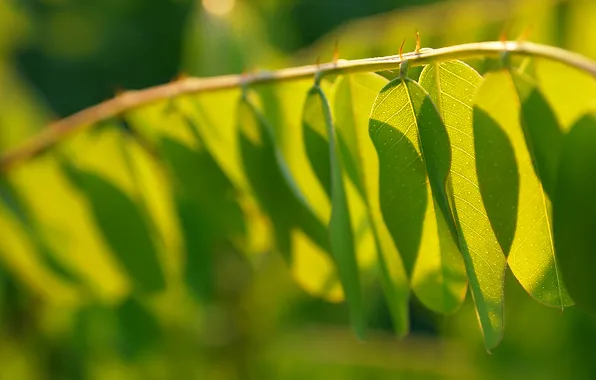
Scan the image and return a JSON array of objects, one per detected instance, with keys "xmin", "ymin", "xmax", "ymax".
[
  {"xmin": 333, "ymin": 73, "xmax": 410, "ymax": 335},
  {"xmin": 420, "ymin": 61, "xmax": 504, "ymax": 348},
  {"xmin": 369, "ymin": 74, "xmax": 466, "ymax": 316},
  {"xmin": 475, "ymin": 70, "xmax": 571, "ymax": 313},
  {"xmin": 127, "ymin": 102, "xmax": 245, "ymax": 302},
  {"xmin": 237, "ymin": 95, "xmax": 340, "ymax": 301},
  {"xmin": 511, "ymin": 72, "xmax": 564, "ymax": 199},
  {"xmin": 302, "ymin": 86, "xmax": 332, "ymax": 197},
  {"xmin": 534, "ymin": 59, "xmax": 596, "ymax": 130},
  {"xmin": 303, "ymin": 85, "xmax": 366, "ymax": 337},
  {"xmin": 255, "ymin": 80, "xmax": 331, "ymax": 224},
  {"xmin": 4, "ymin": 154, "xmax": 129, "ymax": 301},
  {"xmin": 59, "ymin": 126, "xmax": 167, "ymax": 295},
  {"xmin": 115, "ymin": 297, "xmax": 162, "ymax": 360},
  {"xmin": 553, "ymin": 112, "xmax": 596, "ymax": 314}
]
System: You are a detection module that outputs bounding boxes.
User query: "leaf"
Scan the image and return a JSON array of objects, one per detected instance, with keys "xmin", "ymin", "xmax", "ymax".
[
  {"xmin": 59, "ymin": 125, "xmax": 167, "ymax": 295},
  {"xmin": 255, "ymin": 80, "xmax": 331, "ymax": 224},
  {"xmin": 302, "ymin": 86, "xmax": 332, "ymax": 198},
  {"xmin": 510, "ymin": 72, "xmax": 563, "ymax": 199},
  {"xmin": 0, "ymin": 178, "xmax": 80, "ymax": 284},
  {"xmin": 369, "ymin": 75, "xmax": 466, "ymax": 316},
  {"xmin": 553, "ymin": 112, "xmax": 596, "ymax": 314},
  {"xmin": 0, "ymin": 181, "xmax": 79, "ymax": 303},
  {"xmin": 534, "ymin": 59, "xmax": 596, "ymax": 131},
  {"xmin": 475, "ymin": 70, "xmax": 571, "ymax": 312},
  {"xmin": 420, "ymin": 61, "xmax": 504, "ymax": 349},
  {"xmin": 237, "ymin": 96, "xmax": 329, "ymax": 253},
  {"xmin": 304, "ymin": 85, "xmax": 366, "ymax": 337},
  {"xmin": 333, "ymin": 73, "xmax": 409, "ymax": 335},
  {"xmin": 3, "ymin": 154, "xmax": 129, "ymax": 301},
  {"xmin": 127, "ymin": 102, "xmax": 245, "ymax": 302},
  {"xmin": 115, "ymin": 297, "xmax": 162, "ymax": 360}
]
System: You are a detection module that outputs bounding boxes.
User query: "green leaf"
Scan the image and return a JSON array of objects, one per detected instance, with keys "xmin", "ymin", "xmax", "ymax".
[
  {"xmin": 115, "ymin": 297, "xmax": 162, "ymax": 360},
  {"xmin": 305, "ymin": 85, "xmax": 366, "ymax": 337},
  {"xmin": 478, "ymin": 70, "xmax": 572, "ymax": 310},
  {"xmin": 255, "ymin": 80, "xmax": 331, "ymax": 225},
  {"xmin": 553, "ymin": 112, "xmax": 596, "ymax": 314},
  {"xmin": 534, "ymin": 59, "xmax": 596, "ymax": 130},
  {"xmin": 0, "ymin": 178, "xmax": 81, "ymax": 284},
  {"xmin": 333, "ymin": 73, "xmax": 409, "ymax": 335},
  {"xmin": 420, "ymin": 61, "xmax": 505, "ymax": 349},
  {"xmin": 59, "ymin": 126, "xmax": 167, "ymax": 295},
  {"xmin": 302, "ymin": 86, "xmax": 332, "ymax": 198},
  {"xmin": 128, "ymin": 102, "xmax": 246, "ymax": 302},
  {"xmin": 237, "ymin": 96, "xmax": 330, "ymax": 251},
  {"xmin": 510, "ymin": 72, "xmax": 563, "ymax": 199},
  {"xmin": 369, "ymin": 75, "xmax": 466, "ymax": 316},
  {"xmin": 2, "ymin": 153, "xmax": 129, "ymax": 302},
  {"xmin": 238, "ymin": 95, "xmax": 342, "ymax": 301}
]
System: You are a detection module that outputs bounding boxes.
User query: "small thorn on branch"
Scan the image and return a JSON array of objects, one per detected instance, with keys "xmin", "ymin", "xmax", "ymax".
[
  {"xmin": 333, "ymin": 40, "xmax": 339, "ymax": 64},
  {"xmin": 399, "ymin": 38, "xmax": 406, "ymax": 60},
  {"xmin": 415, "ymin": 30, "xmax": 421, "ymax": 54},
  {"xmin": 517, "ymin": 24, "xmax": 532, "ymax": 42}
]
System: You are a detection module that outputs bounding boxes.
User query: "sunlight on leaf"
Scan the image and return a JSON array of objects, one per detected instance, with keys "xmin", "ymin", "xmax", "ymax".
[
  {"xmin": 304, "ymin": 85, "xmax": 366, "ymax": 337},
  {"xmin": 370, "ymin": 75, "xmax": 465, "ymax": 316},
  {"xmin": 534, "ymin": 59, "xmax": 596, "ymax": 130},
  {"xmin": 334, "ymin": 73, "xmax": 410, "ymax": 335},
  {"xmin": 476, "ymin": 70, "xmax": 571, "ymax": 312},
  {"xmin": 6, "ymin": 154, "xmax": 128, "ymax": 301},
  {"xmin": 421, "ymin": 61, "xmax": 504, "ymax": 348}
]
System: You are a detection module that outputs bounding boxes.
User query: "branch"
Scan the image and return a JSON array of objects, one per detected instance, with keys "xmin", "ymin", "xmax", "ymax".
[{"xmin": 1, "ymin": 40, "xmax": 595, "ymax": 172}]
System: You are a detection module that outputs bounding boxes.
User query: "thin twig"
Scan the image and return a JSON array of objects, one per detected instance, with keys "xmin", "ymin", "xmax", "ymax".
[{"xmin": 1, "ymin": 40, "xmax": 595, "ymax": 173}]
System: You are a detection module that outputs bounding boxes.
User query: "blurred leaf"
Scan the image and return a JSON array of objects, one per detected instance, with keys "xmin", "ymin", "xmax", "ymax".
[
  {"xmin": 59, "ymin": 126, "xmax": 167, "ymax": 295},
  {"xmin": 5, "ymin": 154, "xmax": 128, "ymax": 301},
  {"xmin": 420, "ymin": 61, "xmax": 505, "ymax": 348},
  {"xmin": 553, "ymin": 112, "xmax": 596, "ymax": 314},
  {"xmin": 237, "ymin": 96, "xmax": 328, "ymax": 255},
  {"xmin": 115, "ymin": 297, "xmax": 162, "ymax": 360},
  {"xmin": 333, "ymin": 73, "xmax": 409, "ymax": 335},
  {"xmin": 0, "ymin": 178, "xmax": 80, "ymax": 284},
  {"xmin": 305, "ymin": 85, "xmax": 365, "ymax": 337},
  {"xmin": 478, "ymin": 70, "xmax": 572, "ymax": 309},
  {"xmin": 62, "ymin": 162, "xmax": 166, "ymax": 294},
  {"xmin": 369, "ymin": 76, "xmax": 465, "ymax": 316},
  {"xmin": 255, "ymin": 80, "xmax": 331, "ymax": 224},
  {"xmin": 0, "ymin": 183, "xmax": 78, "ymax": 303},
  {"xmin": 302, "ymin": 86, "xmax": 332, "ymax": 198}
]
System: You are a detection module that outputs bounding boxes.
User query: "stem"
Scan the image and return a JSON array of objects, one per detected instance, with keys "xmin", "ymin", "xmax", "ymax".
[{"xmin": 1, "ymin": 40, "xmax": 595, "ymax": 172}]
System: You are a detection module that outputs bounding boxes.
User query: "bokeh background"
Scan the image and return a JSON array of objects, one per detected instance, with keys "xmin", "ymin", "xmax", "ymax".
[{"xmin": 2, "ymin": 0, "xmax": 596, "ymax": 378}]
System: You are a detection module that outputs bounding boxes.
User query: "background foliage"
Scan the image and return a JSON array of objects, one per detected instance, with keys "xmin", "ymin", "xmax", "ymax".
[{"xmin": 2, "ymin": 0, "xmax": 596, "ymax": 379}]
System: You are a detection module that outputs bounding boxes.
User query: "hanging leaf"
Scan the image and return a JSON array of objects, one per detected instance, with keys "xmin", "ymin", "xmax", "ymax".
[
  {"xmin": 237, "ymin": 94, "xmax": 340, "ymax": 301},
  {"xmin": 303, "ymin": 84, "xmax": 366, "ymax": 337},
  {"xmin": 333, "ymin": 73, "xmax": 410, "ymax": 335},
  {"xmin": 534, "ymin": 59, "xmax": 596, "ymax": 130},
  {"xmin": 553, "ymin": 112, "xmax": 596, "ymax": 314},
  {"xmin": 127, "ymin": 101, "xmax": 245, "ymax": 303},
  {"xmin": 3, "ymin": 154, "xmax": 129, "ymax": 301},
  {"xmin": 302, "ymin": 86, "xmax": 332, "ymax": 198},
  {"xmin": 477, "ymin": 70, "xmax": 572, "ymax": 310},
  {"xmin": 369, "ymin": 74, "xmax": 466, "ymax": 317},
  {"xmin": 511, "ymin": 72, "xmax": 564, "ymax": 199},
  {"xmin": 59, "ymin": 125, "xmax": 167, "ymax": 295},
  {"xmin": 420, "ymin": 61, "xmax": 504, "ymax": 348},
  {"xmin": 255, "ymin": 80, "xmax": 331, "ymax": 224}
]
